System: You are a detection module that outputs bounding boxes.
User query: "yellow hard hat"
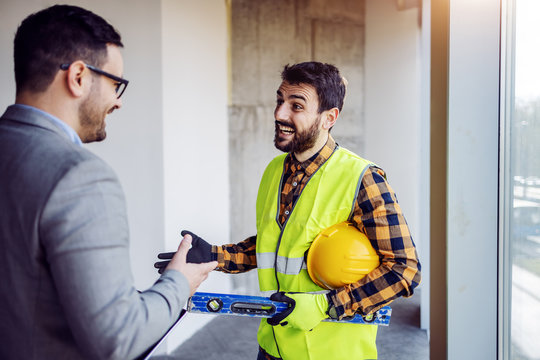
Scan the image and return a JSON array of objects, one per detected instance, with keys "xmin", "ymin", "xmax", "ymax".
[{"xmin": 307, "ymin": 221, "xmax": 379, "ymax": 289}]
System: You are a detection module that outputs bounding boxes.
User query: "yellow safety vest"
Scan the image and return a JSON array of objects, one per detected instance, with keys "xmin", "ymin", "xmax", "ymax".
[{"xmin": 255, "ymin": 146, "xmax": 378, "ymax": 360}]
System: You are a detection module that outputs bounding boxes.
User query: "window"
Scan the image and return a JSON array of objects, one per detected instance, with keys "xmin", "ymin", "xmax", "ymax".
[{"xmin": 501, "ymin": 1, "xmax": 540, "ymax": 358}]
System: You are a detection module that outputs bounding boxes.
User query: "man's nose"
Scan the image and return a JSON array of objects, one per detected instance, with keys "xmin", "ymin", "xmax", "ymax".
[{"xmin": 274, "ymin": 104, "xmax": 288, "ymax": 121}]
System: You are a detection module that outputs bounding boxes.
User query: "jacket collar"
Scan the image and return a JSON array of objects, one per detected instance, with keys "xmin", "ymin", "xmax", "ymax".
[{"xmin": 1, "ymin": 104, "xmax": 82, "ymax": 145}]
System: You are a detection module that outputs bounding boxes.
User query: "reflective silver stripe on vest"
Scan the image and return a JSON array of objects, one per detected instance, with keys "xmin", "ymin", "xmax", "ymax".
[{"xmin": 257, "ymin": 252, "xmax": 306, "ymax": 274}]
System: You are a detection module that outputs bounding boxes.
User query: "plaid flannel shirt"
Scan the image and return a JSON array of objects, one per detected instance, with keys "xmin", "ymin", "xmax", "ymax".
[{"xmin": 212, "ymin": 135, "xmax": 421, "ymax": 319}]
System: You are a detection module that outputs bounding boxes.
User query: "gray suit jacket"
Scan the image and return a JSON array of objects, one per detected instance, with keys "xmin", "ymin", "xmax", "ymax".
[{"xmin": 0, "ymin": 105, "xmax": 189, "ymax": 360}]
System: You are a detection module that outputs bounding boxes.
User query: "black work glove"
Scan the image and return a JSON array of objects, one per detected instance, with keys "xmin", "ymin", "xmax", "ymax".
[
  {"xmin": 267, "ymin": 292, "xmax": 295, "ymax": 326},
  {"xmin": 154, "ymin": 230, "xmax": 213, "ymax": 274},
  {"xmin": 267, "ymin": 292, "xmax": 329, "ymax": 331}
]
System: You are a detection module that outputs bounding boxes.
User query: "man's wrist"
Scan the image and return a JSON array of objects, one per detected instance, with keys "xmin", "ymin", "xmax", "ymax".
[{"xmin": 210, "ymin": 245, "xmax": 219, "ymax": 263}]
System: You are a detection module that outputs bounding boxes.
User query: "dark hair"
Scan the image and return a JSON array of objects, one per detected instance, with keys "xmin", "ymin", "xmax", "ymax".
[
  {"xmin": 14, "ymin": 4, "xmax": 123, "ymax": 95},
  {"xmin": 280, "ymin": 62, "xmax": 346, "ymax": 113}
]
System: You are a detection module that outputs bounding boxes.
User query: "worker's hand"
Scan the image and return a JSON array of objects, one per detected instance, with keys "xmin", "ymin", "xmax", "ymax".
[
  {"xmin": 154, "ymin": 230, "xmax": 213, "ymax": 274},
  {"xmin": 164, "ymin": 234, "xmax": 218, "ymax": 296},
  {"xmin": 267, "ymin": 292, "xmax": 329, "ymax": 331},
  {"xmin": 180, "ymin": 230, "xmax": 213, "ymax": 263}
]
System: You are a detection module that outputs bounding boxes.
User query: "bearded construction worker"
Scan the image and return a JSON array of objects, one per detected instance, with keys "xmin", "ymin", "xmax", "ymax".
[{"xmin": 156, "ymin": 61, "xmax": 421, "ymax": 360}]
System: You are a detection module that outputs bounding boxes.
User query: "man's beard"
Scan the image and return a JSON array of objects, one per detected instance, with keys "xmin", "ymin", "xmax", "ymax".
[
  {"xmin": 79, "ymin": 82, "xmax": 107, "ymax": 143},
  {"xmin": 274, "ymin": 115, "xmax": 321, "ymax": 154}
]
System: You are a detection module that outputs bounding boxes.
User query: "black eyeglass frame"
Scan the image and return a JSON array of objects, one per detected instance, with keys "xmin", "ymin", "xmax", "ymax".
[{"xmin": 60, "ymin": 63, "xmax": 129, "ymax": 99}]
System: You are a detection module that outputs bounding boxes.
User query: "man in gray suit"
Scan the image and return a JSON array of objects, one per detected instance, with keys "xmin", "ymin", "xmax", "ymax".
[{"xmin": 0, "ymin": 5, "xmax": 217, "ymax": 359}]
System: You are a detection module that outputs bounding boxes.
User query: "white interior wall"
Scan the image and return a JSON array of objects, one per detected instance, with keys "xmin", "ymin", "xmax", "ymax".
[
  {"xmin": 447, "ymin": 0, "xmax": 499, "ymax": 357},
  {"xmin": 0, "ymin": 1, "xmax": 32, "ymax": 108},
  {"xmin": 420, "ymin": 0, "xmax": 432, "ymax": 332},
  {"xmin": 84, "ymin": 0, "xmax": 166, "ymax": 291},
  {"xmin": 161, "ymin": 0, "xmax": 230, "ymax": 351},
  {"xmin": 365, "ymin": 0, "xmax": 428, "ymax": 327},
  {"xmin": 0, "ymin": 0, "xmax": 230, "ymax": 353},
  {"xmin": 0, "ymin": 0, "xmax": 165, "ymax": 289}
]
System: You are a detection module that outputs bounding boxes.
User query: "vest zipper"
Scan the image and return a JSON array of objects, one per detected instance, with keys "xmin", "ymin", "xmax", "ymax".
[
  {"xmin": 273, "ymin": 146, "xmax": 339, "ymax": 291},
  {"xmin": 270, "ymin": 146, "xmax": 339, "ymax": 360}
]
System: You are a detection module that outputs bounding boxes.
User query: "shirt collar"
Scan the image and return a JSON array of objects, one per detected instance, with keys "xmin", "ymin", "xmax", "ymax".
[
  {"xmin": 289, "ymin": 135, "xmax": 337, "ymax": 177},
  {"xmin": 12, "ymin": 104, "xmax": 83, "ymax": 146}
]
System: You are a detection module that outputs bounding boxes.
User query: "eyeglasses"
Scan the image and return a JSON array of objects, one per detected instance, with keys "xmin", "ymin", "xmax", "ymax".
[{"xmin": 60, "ymin": 63, "xmax": 129, "ymax": 99}]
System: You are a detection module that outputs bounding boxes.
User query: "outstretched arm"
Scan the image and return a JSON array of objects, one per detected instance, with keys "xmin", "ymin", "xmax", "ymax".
[
  {"xmin": 213, "ymin": 235, "xmax": 258, "ymax": 273},
  {"xmin": 155, "ymin": 233, "xmax": 257, "ymax": 274},
  {"xmin": 41, "ymin": 158, "xmax": 209, "ymax": 359}
]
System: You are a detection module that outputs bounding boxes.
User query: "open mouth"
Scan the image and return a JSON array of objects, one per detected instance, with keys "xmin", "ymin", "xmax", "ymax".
[{"xmin": 276, "ymin": 121, "xmax": 295, "ymax": 135}]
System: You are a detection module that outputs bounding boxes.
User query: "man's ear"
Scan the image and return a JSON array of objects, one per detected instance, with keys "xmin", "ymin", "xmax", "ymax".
[
  {"xmin": 322, "ymin": 108, "xmax": 339, "ymax": 130},
  {"xmin": 65, "ymin": 61, "xmax": 89, "ymax": 98}
]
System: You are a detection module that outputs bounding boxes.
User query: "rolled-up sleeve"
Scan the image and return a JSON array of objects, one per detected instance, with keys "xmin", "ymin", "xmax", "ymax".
[{"xmin": 212, "ymin": 235, "xmax": 258, "ymax": 273}]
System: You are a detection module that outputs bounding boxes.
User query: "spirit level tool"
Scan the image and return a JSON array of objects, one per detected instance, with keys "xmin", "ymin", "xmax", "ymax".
[
  {"xmin": 140, "ymin": 292, "xmax": 392, "ymax": 359},
  {"xmin": 188, "ymin": 292, "xmax": 391, "ymax": 326}
]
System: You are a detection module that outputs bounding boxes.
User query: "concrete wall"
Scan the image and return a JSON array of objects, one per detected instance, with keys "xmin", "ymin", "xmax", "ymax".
[
  {"xmin": 228, "ymin": 2, "xmax": 427, "ymax": 324},
  {"xmin": 228, "ymin": 0, "xmax": 368, "ymax": 293}
]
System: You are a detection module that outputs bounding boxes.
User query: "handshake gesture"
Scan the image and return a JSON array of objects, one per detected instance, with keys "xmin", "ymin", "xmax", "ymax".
[
  {"xmin": 156, "ymin": 230, "xmax": 217, "ymax": 296},
  {"xmin": 154, "ymin": 230, "xmax": 215, "ymax": 274},
  {"xmin": 155, "ymin": 231, "xmax": 331, "ymax": 331}
]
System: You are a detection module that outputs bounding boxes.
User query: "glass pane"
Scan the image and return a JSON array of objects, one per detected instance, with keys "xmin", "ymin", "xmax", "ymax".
[{"xmin": 508, "ymin": 0, "xmax": 540, "ymax": 358}]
